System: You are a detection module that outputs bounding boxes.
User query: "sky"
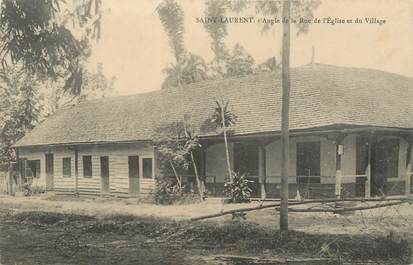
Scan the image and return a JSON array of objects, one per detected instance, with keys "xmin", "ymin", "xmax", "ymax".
[{"xmin": 88, "ymin": 0, "xmax": 413, "ymax": 96}]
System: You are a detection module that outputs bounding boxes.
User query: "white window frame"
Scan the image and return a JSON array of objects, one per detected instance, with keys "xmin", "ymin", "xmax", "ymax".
[{"xmin": 139, "ymin": 155, "xmax": 155, "ymax": 179}]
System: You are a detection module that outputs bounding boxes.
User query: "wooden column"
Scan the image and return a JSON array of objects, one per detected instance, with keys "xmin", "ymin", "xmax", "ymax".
[
  {"xmin": 335, "ymin": 146, "xmax": 343, "ymax": 198},
  {"xmin": 365, "ymin": 140, "xmax": 372, "ymax": 199},
  {"xmin": 8, "ymin": 163, "xmax": 14, "ymax": 196},
  {"xmin": 258, "ymin": 145, "xmax": 266, "ymax": 200},
  {"xmin": 334, "ymin": 134, "xmax": 345, "ymax": 198},
  {"xmin": 74, "ymin": 148, "xmax": 79, "ymax": 196},
  {"xmin": 405, "ymin": 139, "xmax": 412, "ymax": 196},
  {"xmin": 18, "ymin": 158, "xmax": 26, "ymax": 192}
]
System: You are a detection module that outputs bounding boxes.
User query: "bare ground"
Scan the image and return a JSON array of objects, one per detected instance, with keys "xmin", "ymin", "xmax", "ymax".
[{"xmin": 0, "ymin": 194, "xmax": 412, "ymax": 265}]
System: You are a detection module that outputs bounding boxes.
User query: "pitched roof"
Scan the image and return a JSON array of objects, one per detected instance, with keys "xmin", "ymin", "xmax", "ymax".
[{"xmin": 15, "ymin": 63, "xmax": 413, "ymax": 147}]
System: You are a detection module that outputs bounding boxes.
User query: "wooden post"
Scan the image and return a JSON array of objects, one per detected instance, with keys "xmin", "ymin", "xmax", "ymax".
[
  {"xmin": 258, "ymin": 145, "xmax": 266, "ymax": 200},
  {"xmin": 280, "ymin": 0, "xmax": 291, "ymax": 233},
  {"xmin": 335, "ymin": 148, "xmax": 342, "ymax": 198},
  {"xmin": 74, "ymin": 148, "xmax": 79, "ymax": 196},
  {"xmin": 18, "ymin": 158, "xmax": 25, "ymax": 192},
  {"xmin": 200, "ymin": 147, "xmax": 206, "ymax": 196},
  {"xmin": 8, "ymin": 164, "xmax": 14, "ymax": 196},
  {"xmin": 334, "ymin": 135, "xmax": 345, "ymax": 198},
  {"xmin": 365, "ymin": 140, "xmax": 372, "ymax": 199},
  {"xmin": 405, "ymin": 140, "xmax": 412, "ymax": 196}
]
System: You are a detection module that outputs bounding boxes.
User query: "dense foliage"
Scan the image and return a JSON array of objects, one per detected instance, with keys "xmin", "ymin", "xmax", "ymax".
[
  {"xmin": 0, "ymin": 67, "xmax": 42, "ymax": 163},
  {"xmin": 0, "ymin": 1, "xmax": 116, "ymax": 164},
  {"xmin": 154, "ymin": 121, "xmax": 203, "ymax": 197},
  {"xmin": 152, "ymin": 176, "xmax": 199, "ymax": 205},
  {"xmin": 0, "ymin": 0, "xmax": 102, "ymax": 95},
  {"xmin": 225, "ymin": 44, "xmax": 255, "ymax": 77},
  {"xmin": 224, "ymin": 172, "xmax": 252, "ymax": 203},
  {"xmin": 211, "ymin": 100, "xmax": 237, "ymax": 129}
]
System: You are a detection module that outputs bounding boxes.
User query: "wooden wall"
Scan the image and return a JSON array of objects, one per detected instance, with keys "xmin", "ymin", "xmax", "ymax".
[{"xmin": 18, "ymin": 142, "xmax": 156, "ymax": 197}]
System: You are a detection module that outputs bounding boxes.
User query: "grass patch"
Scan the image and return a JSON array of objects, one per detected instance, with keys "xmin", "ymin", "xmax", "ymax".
[{"xmin": 1, "ymin": 209, "xmax": 411, "ymax": 263}]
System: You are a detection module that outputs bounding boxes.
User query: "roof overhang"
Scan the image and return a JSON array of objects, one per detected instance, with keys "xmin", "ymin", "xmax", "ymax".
[{"xmin": 13, "ymin": 124, "xmax": 413, "ymax": 149}]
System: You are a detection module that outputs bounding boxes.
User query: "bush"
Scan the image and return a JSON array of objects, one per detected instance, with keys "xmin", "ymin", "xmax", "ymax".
[
  {"xmin": 224, "ymin": 172, "xmax": 252, "ymax": 203},
  {"xmin": 23, "ymin": 182, "xmax": 45, "ymax": 196},
  {"xmin": 152, "ymin": 176, "xmax": 200, "ymax": 205}
]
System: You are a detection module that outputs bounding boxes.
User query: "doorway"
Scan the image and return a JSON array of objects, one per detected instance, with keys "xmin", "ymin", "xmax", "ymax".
[
  {"xmin": 100, "ymin": 156, "xmax": 109, "ymax": 194},
  {"xmin": 128, "ymin": 156, "xmax": 139, "ymax": 196},
  {"xmin": 234, "ymin": 142, "xmax": 259, "ymax": 197},
  {"xmin": 27, "ymin": 160, "xmax": 41, "ymax": 179},
  {"xmin": 371, "ymin": 138, "xmax": 399, "ymax": 197},
  {"xmin": 45, "ymin": 154, "xmax": 54, "ymax": 190}
]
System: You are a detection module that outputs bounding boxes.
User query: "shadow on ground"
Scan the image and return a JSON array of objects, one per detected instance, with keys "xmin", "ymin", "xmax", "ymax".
[{"xmin": 0, "ymin": 209, "xmax": 410, "ymax": 265}]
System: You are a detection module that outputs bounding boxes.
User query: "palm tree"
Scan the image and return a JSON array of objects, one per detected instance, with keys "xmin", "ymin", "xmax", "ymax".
[
  {"xmin": 181, "ymin": 53, "xmax": 208, "ymax": 84},
  {"xmin": 157, "ymin": 0, "xmax": 204, "ymax": 197},
  {"xmin": 156, "ymin": 0, "xmax": 185, "ymax": 67},
  {"xmin": 161, "ymin": 53, "xmax": 208, "ymax": 89},
  {"xmin": 212, "ymin": 100, "xmax": 237, "ymax": 182},
  {"xmin": 203, "ymin": 0, "xmax": 248, "ymax": 77}
]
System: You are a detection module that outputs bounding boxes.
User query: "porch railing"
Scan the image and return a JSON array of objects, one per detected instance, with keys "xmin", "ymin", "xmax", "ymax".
[{"xmin": 178, "ymin": 174, "xmax": 370, "ymax": 199}]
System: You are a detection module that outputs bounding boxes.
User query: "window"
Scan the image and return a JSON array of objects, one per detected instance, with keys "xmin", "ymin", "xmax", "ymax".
[
  {"xmin": 142, "ymin": 158, "xmax": 153, "ymax": 179},
  {"xmin": 63, "ymin": 158, "xmax": 71, "ymax": 177},
  {"xmin": 83, "ymin": 156, "xmax": 92, "ymax": 177},
  {"xmin": 100, "ymin": 156, "xmax": 109, "ymax": 178},
  {"xmin": 296, "ymin": 141, "xmax": 320, "ymax": 183},
  {"xmin": 356, "ymin": 136, "xmax": 369, "ymax": 175},
  {"xmin": 128, "ymin": 156, "xmax": 139, "ymax": 178}
]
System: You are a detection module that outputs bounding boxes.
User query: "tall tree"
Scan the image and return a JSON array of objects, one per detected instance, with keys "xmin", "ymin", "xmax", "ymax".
[
  {"xmin": 157, "ymin": 0, "xmax": 203, "ymax": 195},
  {"xmin": 204, "ymin": 0, "xmax": 228, "ymax": 76},
  {"xmin": 0, "ymin": 67, "xmax": 42, "ymax": 163},
  {"xmin": 161, "ymin": 53, "xmax": 207, "ymax": 89},
  {"xmin": 156, "ymin": 0, "xmax": 185, "ymax": 71},
  {"xmin": 255, "ymin": 0, "xmax": 320, "ymax": 233},
  {"xmin": 203, "ymin": 0, "xmax": 248, "ymax": 77},
  {"xmin": 44, "ymin": 63, "xmax": 117, "ymax": 115},
  {"xmin": 280, "ymin": 0, "xmax": 292, "ymax": 233},
  {"xmin": 228, "ymin": 0, "xmax": 320, "ymax": 232},
  {"xmin": 211, "ymin": 100, "xmax": 237, "ymax": 182},
  {"xmin": 225, "ymin": 43, "xmax": 255, "ymax": 77},
  {"xmin": 0, "ymin": 0, "xmax": 102, "ymax": 96}
]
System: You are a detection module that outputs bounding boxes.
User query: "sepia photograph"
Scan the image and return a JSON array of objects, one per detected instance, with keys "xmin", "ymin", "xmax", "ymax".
[{"xmin": 0, "ymin": 0, "xmax": 412, "ymax": 264}]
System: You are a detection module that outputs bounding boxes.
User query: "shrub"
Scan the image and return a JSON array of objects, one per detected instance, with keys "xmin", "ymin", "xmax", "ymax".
[
  {"xmin": 224, "ymin": 172, "xmax": 252, "ymax": 203},
  {"xmin": 23, "ymin": 182, "xmax": 46, "ymax": 196},
  {"xmin": 152, "ymin": 176, "xmax": 200, "ymax": 205}
]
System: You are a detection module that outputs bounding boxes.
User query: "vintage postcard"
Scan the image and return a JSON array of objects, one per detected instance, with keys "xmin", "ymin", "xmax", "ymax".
[{"xmin": 0, "ymin": 0, "xmax": 412, "ymax": 264}]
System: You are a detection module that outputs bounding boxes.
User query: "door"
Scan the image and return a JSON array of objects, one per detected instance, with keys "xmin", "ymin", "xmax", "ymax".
[
  {"xmin": 372, "ymin": 139, "xmax": 399, "ymax": 196},
  {"xmin": 45, "ymin": 154, "xmax": 54, "ymax": 190},
  {"xmin": 128, "ymin": 156, "xmax": 139, "ymax": 196},
  {"xmin": 234, "ymin": 142, "xmax": 259, "ymax": 197},
  {"xmin": 100, "ymin": 156, "xmax": 109, "ymax": 194}
]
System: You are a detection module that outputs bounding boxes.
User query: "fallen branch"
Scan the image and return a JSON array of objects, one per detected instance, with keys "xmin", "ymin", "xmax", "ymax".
[
  {"xmin": 286, "ymin": 200, "xmax": 412, "ymax": 214},
  {"xmin": 190, "ymin": 202, "xmax": 282, "ymax": 221},
  {"xmin": 190, "ymin": 197, "xmax": 413, "ymax": 221},
  {"xmin": 254, "ymin": 196, "xmax": 412, "ymax": 203}
]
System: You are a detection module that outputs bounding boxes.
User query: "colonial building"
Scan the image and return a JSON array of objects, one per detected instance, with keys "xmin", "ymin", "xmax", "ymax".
[{"xmin": 13, "ymin": 64, "xmax": 413, "ymax": 198}]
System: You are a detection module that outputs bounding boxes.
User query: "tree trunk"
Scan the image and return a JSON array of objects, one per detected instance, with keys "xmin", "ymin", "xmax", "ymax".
[
  {"xmin": 190, "ymin": 152, "xmax": 203, "ymax": 198},
  {"xmin": 221, "ymin": 102, "xmax": 233, "ymax": 182},
  {"xmin": 182, "ymin": 123, "xmax": 203, "ymax": 198},
  {"xmin": 280, "ymin": 0, "xmax": 291, "ymax": 233},
  {"xmin": 169, "ymin": 160, "xmax": 181, "ymax": 189}
]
